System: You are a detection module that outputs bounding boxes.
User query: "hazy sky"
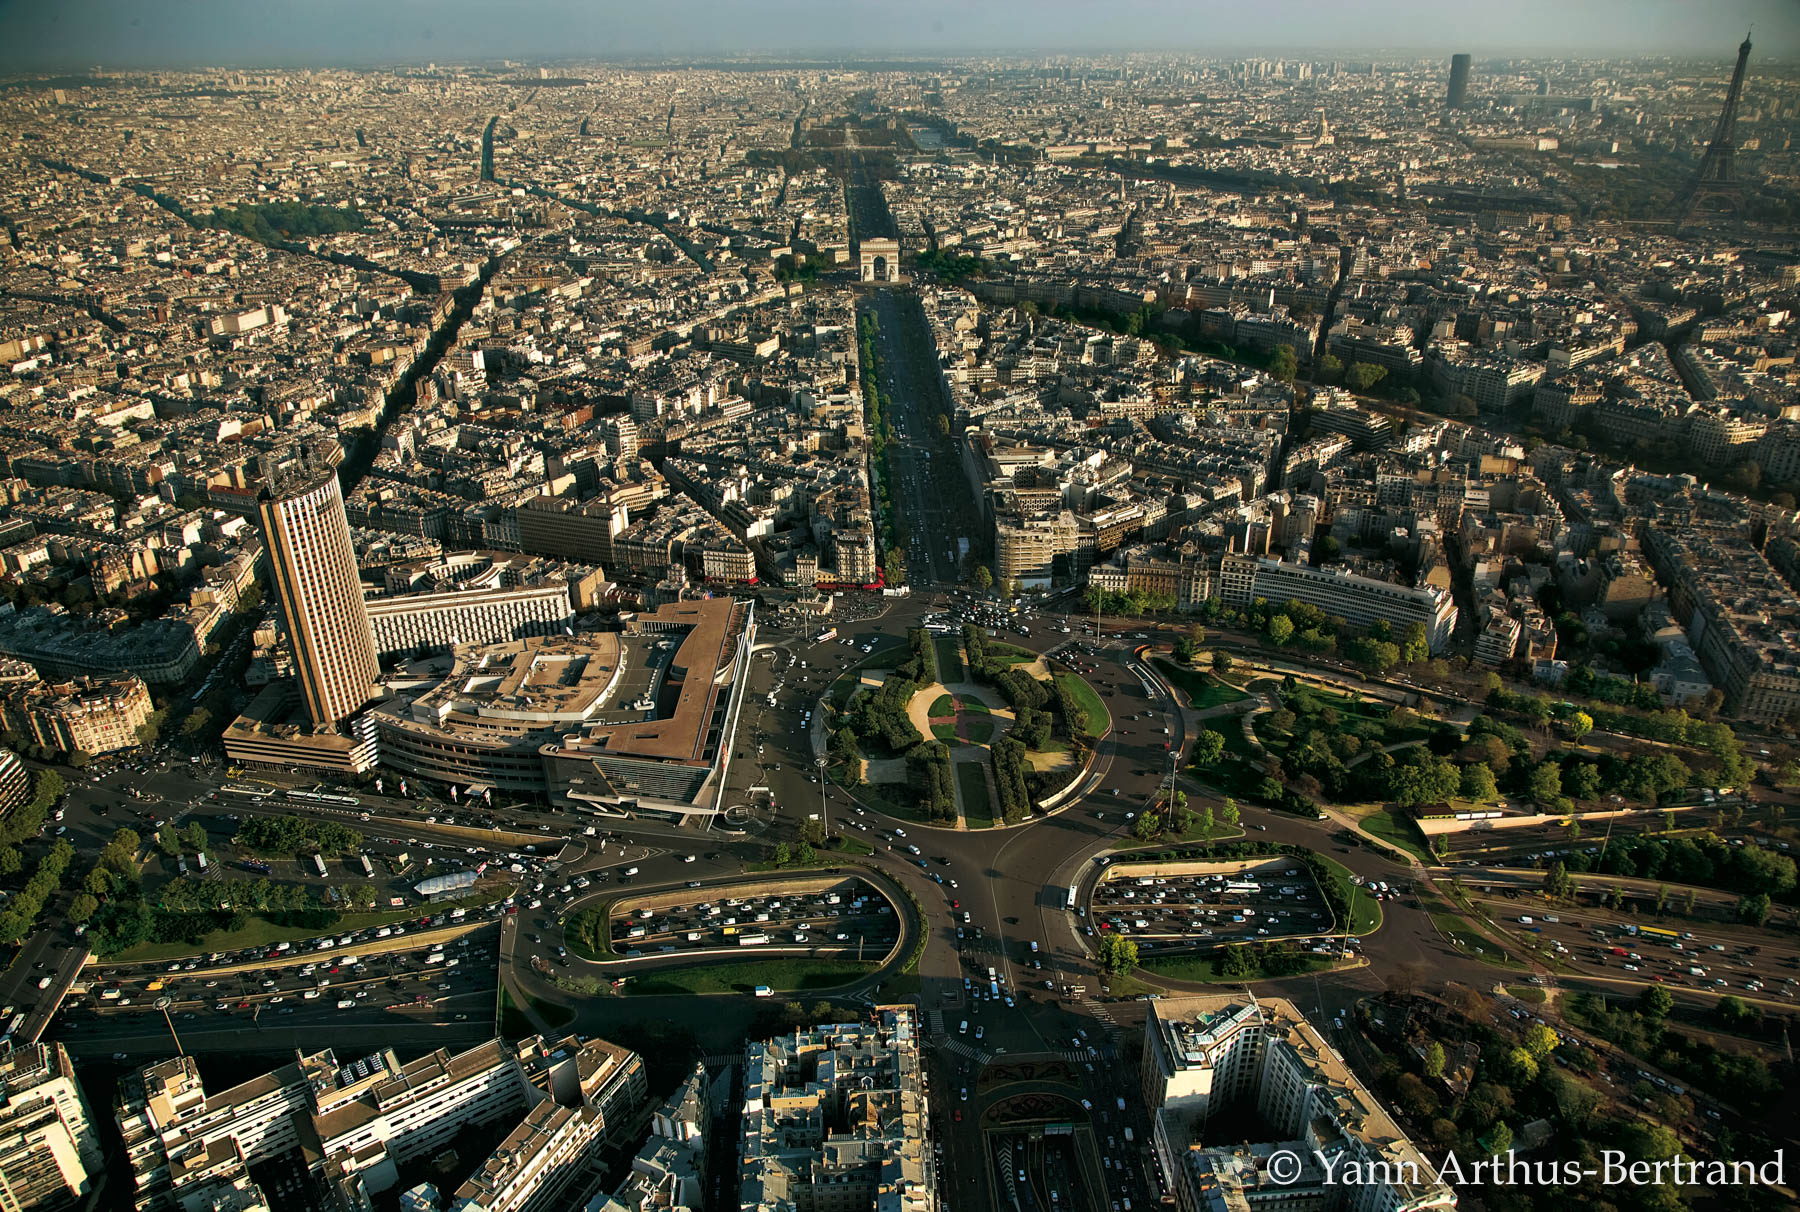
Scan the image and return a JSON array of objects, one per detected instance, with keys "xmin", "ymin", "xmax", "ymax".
[{"xmin": 2, "ymin": 0, "xmax": 1792, "ymax": 71}]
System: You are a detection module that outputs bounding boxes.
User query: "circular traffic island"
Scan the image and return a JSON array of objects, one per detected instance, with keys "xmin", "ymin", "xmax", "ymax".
[{"xmin": 559, "ymin": 871, "xmax": 913, "ymax": 998}]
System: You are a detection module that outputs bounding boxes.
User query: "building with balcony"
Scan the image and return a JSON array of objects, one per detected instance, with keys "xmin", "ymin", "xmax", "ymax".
[{"xmin": 1143, "ymin": 996, "xmax": 1454, "ymax": 1212}]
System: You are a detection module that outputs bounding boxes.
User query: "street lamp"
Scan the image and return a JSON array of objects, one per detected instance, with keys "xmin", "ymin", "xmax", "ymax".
[{"xmin": 814, "ymin": 756, "xmax": 830, "ymax": 839}]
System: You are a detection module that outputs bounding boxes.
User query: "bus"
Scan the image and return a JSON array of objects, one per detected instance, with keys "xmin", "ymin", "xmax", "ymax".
[
  {"xmin": 815, "ymin": 628, "xmax": 837, "ymax": 644},
  {"xmin": 2, "ymin": 1013, "xmax": 23, "ymax": 1041},
  {"xmin": 357, "ymin": 854, "xmax": 375, "ymax": 879},
  {"xmin": 291, "ymin": 790, "xmax": 359, "ymax": 807},
  {"xmin": 311, "ymin": 854, "xmax": 328, "ymax": 878},
  {"xmin": 738, "ymin": 933, "xmax": 770, "ymax": 946},
  {"xmin": 1066, "ymin": 884, "xmax": 1080, "ymax": 911},
  {"xmin": 195, "ymin": 852, "xmax": 208, "ymax": 873},
  {"xmin": 221, "ymin": 784, "xmax": 274, "ymax": 800},
  {"xmin": 1638, "ymin": 926, "xmax": 1679, "ymax": 941}
]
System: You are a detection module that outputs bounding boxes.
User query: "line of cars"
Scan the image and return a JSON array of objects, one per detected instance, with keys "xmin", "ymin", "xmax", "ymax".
[
  {"xmin": 1087, "ymin": 868, "xmax": 1330, "ymax": 950},
  {"xmin": 612, "ymin": 885, "xmax": 897, "ymax": 959}
]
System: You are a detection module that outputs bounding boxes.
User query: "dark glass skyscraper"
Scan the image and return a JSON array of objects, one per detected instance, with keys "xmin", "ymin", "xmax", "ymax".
[{"xmin": 1447, "ymin": 53, "xmax": 1472, "ymax": 108}]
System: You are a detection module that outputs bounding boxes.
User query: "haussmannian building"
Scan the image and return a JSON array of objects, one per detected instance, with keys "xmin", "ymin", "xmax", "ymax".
[
  {"xmin": 0, "ymin": 673, "xmax": 156, "ymax": 757},
  {"xmin": 741, "ymin": 1007, "xmax": 935, "ymax": 1212}
]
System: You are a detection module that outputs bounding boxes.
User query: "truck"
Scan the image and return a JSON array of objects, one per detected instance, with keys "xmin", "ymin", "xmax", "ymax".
[
  {"xmin": 357, "ymin": 855, "xmax": 374, "ymax": 879},
  {"xmin": 312, "ymin": 854, "xmax": 328, "ymax": 878},
  {"xmin": 738, "ymin": 933, "xmax": 769, "ymax": 946},
  {"xmin": 754, "ymin": 985, "xmax": 773, "ymax": 998},
  {"xmin": 336, "ymin": 999, "xmax": 356, "ymax": 1010},
  {"xmin": 240, "ymin": 858, "xmax": 272, "ymax": 874},
  {"xmin": 1689, "ymin": 967, "xmax": 1707, "ymax": 977},
  {"xmin": 195, "ymin": 852, "xmax": 208, "ymax": 873}
]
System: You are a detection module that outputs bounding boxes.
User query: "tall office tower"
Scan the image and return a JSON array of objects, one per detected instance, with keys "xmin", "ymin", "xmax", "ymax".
[
  {"xmin": 1676, "ymin": 34, "xmax": 1753, "ymax": 227},
  {"xmin": 257, "ymin": 465, "xmax": 381, "ymax": 730},
  {"xmin": 0, "ymin": 1041, "xmax": 103, "ymax": 1210},
  {"xmin": 1447, "ymin": 53, "xmax": 1472, "ymax": 108}
]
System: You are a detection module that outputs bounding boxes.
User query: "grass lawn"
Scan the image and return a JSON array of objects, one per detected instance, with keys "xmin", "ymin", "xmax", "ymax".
[
  {"xmin": 827, "ymin": 673, "xmax": 859, "ymax": 710},
  {"xmin": 957, "ymin": 761, "xmax": 994, "ymax": 828},
  {"xmin": 1431, "ymin": 911, "xmax": 1525, "ymax": 968},
  {"xmin": 566, "ymin": 902, "xmax": 617, "ymax": 961},
  {"xmin": 1312, "ymin": 853, "xmax": 1384, "ymax": 935},
  {"xmin": 1507, "ymin": 984, "xmax": 1549, "ymax": 1004},
  {"xmin": 929, "ymin": 693, "xmax": 954, "ymax": 717},
  {"xmin": 500, "ymin": 984, "xmax": 574, "ymax": 1036},
  {"xmin": 934, "ymin": 636, "xmax": 965, "ymax": 681},
  {"xmin": 864, "ymin": 643, "xmax": 912, "ymax": 670},
  {"xmin": 1113, "ymin": 820, "xmax": 1241, "ymax": 848},
  {"xmin": 1153, "ymin": 659, "xmax": 1251, "ymax": 710},
  {"xmin": 1357, "ymin": 807, "xmax": 1434, "ymax": 863},
  {"xmin": 1099, "ymin": 972, "xmax": 1158, "ymax": 999},
  {"xmin": 961, "ymin": 698, "xmax": 991, "ymax": 714},
  {"xmin": 988, "ymin": 642, "xmax": 1037, "ymax": 666},
  {"xmin": 105, "ymin": 892, "xmax": 501, "ymax": 963},
  {"xmin": 838, "ymin": 775, "xmax": 945, "ymax": 825},
  {"xmin": 931, "ymin": 722, "xmax": 958, "ymax": 743},
  {"xmin": 1056, "ymin": 673, "xmax": 1111, "ymax": 738},
  {"xmin": 1141, "ymin": 952, "xmax": 1334, "ymax": 982},
  {"xmin": 622, "ymin": 957, "xmax": 875, "ymax": 996},
  {"xmin": 963, "ymin": 717, "xmax": 996, "ymax": 744},
  {"xmin": 747, "ymin": 835, "xmax": 876, "ymax": 872}
]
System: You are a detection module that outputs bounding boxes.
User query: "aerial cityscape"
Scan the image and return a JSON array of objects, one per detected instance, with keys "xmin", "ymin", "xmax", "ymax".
[{"xmin": 0, "ymin": 2, "xmax": 1797, "ymax": 1210}]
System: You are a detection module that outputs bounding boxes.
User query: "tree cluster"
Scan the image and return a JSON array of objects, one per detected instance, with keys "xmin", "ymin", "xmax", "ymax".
[
  {"xmin": 0, "ymin": 770, "xmax": 64, "ymax": 848},
  {"xmin": 1214, "ymin": 941, "xmax": 1319, "ymax": 980},
  {"xmin": 1562, "ymin": 990, "xmax": 1779, "ymax": 1116},
  {"xmin": 234, "ymin": 815, "xmax": 363, "ymax": 857},
  {"xmin": 991, "ymin": 737, "xmax": 1032, "ymax": 824},
  {"xmin": 1555, "ymin": 831, "xmax": 1795, "ymax": 900},
  {"xmin": 0, "ymin": 840, "xmax": 75, "ymax": 944},
  {"xmin": 209, "ymin": 201, "xmax": 367, "ymax": 241},
  {"xmin": 905, "ymin": 742, "xmax": 958, "ymax": 822}
]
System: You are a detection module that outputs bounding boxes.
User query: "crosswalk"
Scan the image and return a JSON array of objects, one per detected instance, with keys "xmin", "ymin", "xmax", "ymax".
[
  {"xmin": 938, "ymin": 1037, "xmax": 992, "ymax": 1064},
  {"xmin": 927, "ymin": 1010, "xmax": 946, "ymax": 1034}
]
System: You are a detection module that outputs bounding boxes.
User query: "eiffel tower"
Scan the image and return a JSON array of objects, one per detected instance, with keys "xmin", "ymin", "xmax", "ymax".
[{"xmin": 1675, "ymin": 34, "xmax": 1752, "ymax": 228}]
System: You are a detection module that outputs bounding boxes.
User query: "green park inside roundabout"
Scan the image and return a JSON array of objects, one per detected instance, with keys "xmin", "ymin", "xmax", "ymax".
[{"xmin": 822, "ymin": 626, "xmax": 1110, "ymax": 828}]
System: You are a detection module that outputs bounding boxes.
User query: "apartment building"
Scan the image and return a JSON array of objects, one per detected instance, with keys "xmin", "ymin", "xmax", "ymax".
[
  {"xmin": 1644, "ymin": 519, "xmax": 1800, "ymax": 724},
  {"xmin": 0, "ymin": 749, "xmax": 31, "ymax": 820},
  {"xmin": 741, "ymin": 1007, "xmax": 935, "ymax": 1212},
  {"xmin": 995, "ymin": 510, "xmax": 1082, "ymax": 588},
  {"xmin": 119, "ymin": 1035, "xmax": 646, "ymax": 1212},
  {"xmin": 1143, "ymin": 996, "xmax": 1454, "ymax": 1212},
  {"xmin": 0, "ymin": 673, "xmax": 155, "ymax": 756},
  {"xmin": 1218, "ymin": 553, "xmax": 1458, "ymax": 653},
  {"xmin": 365, "ymin": 581, "xmax": 572, "ymax": 659},
  {"xmin": 0, "ymin": 1041, "xmax": 103, "ymax": 1211}
]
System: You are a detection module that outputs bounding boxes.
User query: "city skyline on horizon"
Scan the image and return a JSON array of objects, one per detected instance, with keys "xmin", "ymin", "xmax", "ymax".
[{"xmin": 2, "ymin": 0, "xmax": 1795, "ymax": 72}]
